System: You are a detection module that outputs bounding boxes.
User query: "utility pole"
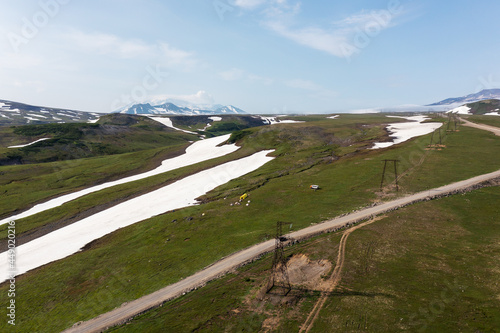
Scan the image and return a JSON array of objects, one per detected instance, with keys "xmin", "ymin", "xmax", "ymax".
[
  {"xmin": 267, "ymin": 221, "xmax": 293, "ymax": 295},
  {"xmin": 380, "ymin": 160, "xmax": 399, "ymax": 192}
]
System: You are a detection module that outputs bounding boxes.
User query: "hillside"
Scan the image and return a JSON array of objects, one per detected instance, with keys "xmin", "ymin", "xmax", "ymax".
[
  {"xmin": 429, "ymin": 88, "xmax": 500, "ymax": 106},
  {"xmin": 465, "ymin": 99, "xmax": 500, "ymax": 115},
  {"xmin": 0, "ymin": 99, "xmax": 100, "ymax": 125},
  {"xmin": 1, "ymin": 114, "xmax": 500, "ymax": 332},
  {"xmin": 0, "ymin": 114, "xmax": 197, "ymax": 165},
  {"xmin": 0, "ymin": 114, "xmax": 272, "ymax": 166},
  {"xmin": 447, "ymin": 99, "xmax": 500, "ymax": 115},
  {"xmin": 109, "ymin": 185, "xmax": 500, "ymax": 333}
]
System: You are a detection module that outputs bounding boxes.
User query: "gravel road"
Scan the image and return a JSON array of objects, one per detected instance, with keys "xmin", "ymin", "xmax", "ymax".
[
  {"xmin": 63, "ymin": 119, "xmax": 500, "ymax": 333},
  {"xmin": 63, "ymin": 167, "xmax": 500, "ymax": 333}
]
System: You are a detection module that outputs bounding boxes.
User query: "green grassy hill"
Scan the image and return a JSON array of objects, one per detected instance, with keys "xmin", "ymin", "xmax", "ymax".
[
  {"xmin": 465, "ymin": 99, "xmax": 500, "ymax": 115},
  {"xmin": 0, "ymin": 114, "xmax": 197, "ymax": 165},
  {"xmin": 1, "ymin": 114, "xmax": 499, "ymax": 332},
  {"xmin": 107, "ymin": 185, "xmax": 500, "ymax": 333}
]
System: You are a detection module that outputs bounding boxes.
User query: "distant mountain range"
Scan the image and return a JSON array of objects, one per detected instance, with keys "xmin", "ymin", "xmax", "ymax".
[
  {"xmin": 114, "ymin": 100, "xmax": 246, "ymax": 115},
  {"xmin": 0, "ymin": 97, "xmax": 247, "ymax": 126},
  {"xmin": 429, "ymin": 89, "xmax": 500, "ymax": 106},
  {"xmin": 0, "ymin": 99, "xmax": 100, "ymax": 125}
]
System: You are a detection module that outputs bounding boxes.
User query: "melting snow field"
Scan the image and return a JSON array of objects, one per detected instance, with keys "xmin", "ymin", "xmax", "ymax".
[
  {"xmin": 0, "ymin": 135, "xmax": 238, "ymax": 226},
  {"xmin": 148, "ymin": 116, "xmax": 198, "ymax": 134},
  {"xmin": 371, "ymin": 116, "xmax": 443, "ymax": 149},
  {"xmin": 447, "ymin": 106, "xmax": 471, "ymax": 115},
  {"xmin": 260, "ymin": 116, "xmax": 304, "ymax": 124},
  {"xmin": 8, "ymin": 138, "xmax": 51, "ymax": 148},
  {"xmin": 0, "ymin": 149, "xmax": 275, "ymax": 282}
]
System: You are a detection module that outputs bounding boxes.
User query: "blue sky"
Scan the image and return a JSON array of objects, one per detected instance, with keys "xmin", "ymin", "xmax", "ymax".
[{"xmin": 0, "ymin": 0, "xmax": 499, "ymax": 114}]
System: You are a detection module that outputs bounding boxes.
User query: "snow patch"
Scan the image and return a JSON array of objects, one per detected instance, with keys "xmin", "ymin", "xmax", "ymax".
[
  {"xmin": 260, "ymin": 116, "xmax": 304, "ymax": 125},
  {"xmin": 8, "ymin": 138, "xmax": 50, "ymax": 148},
  {"xmin": 0, "ymin": 149, "xmax": 275, "ymax": 282},
  {"xmin": 484, "ymin": 112, "xmax": 500, "ymax": 116},
  {"xmin": 209, "ymin": 116, "xmax": 222, "ymax": 122},
  {"xmin": 327, "ymin": 115, "xmax": 339, "ymax": 119},
  {"xmin": 148, "ymin": 116, "xmax": 198, "ymax": 135},
  {"xmin": 0, "ymin": 135, "xmax": 238, "ymax": 226},
  {"xmin": 447, "ymin": 105, "xmax": 471, "ymax": 115},
  {"xmin": 371, "ymin": 116, "xmax": 443, "ymax": 149},
  {"xmin": 27, "ymin": 113, "xmax": 47, "ymax": 119}
]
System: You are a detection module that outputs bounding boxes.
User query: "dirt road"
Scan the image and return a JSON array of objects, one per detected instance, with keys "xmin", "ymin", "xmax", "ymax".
[
  {"xmin": 461, "ymin": 118, "xmax": 500, "ymax": 136},
  {"xmin": 63, "ymin": 119, "xmax": 500, "ymax": 333},
  {"xmin": 299, "ymin": 217, "xmax": 382, "ymax": 333},
  {"xmin": 63, "ymin": 166, "xmax": 500, "ymax": 333}
]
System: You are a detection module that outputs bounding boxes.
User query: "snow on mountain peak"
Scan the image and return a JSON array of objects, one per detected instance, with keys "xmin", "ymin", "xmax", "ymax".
[{"xmin": 115, "ymin": 98, "xmax": 246, "ymax": 115}]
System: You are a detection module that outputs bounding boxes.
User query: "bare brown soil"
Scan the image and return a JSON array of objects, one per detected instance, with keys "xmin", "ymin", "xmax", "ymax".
[{"xmin": 299, "ymin": 216, "xmax": 385, "ymax": 333}]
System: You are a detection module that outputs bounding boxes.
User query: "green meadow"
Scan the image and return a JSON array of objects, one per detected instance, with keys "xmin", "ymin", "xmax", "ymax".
[{"xmin": 0, "ymin": 114, "xmax": 499, "ymax": 332}]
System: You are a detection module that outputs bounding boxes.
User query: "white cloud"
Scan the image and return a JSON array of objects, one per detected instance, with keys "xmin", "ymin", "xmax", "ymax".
[
  {"xmin": 233, "ymin": 0, "xmax": 290, "ymax": 10},
  {"xmin": 0, "ymin": 52, "xmax": 42, "ymax": 70},
  {"xmin": 66, "ymin": 30, "xmax": 197, "ymax": 70},
  {"xmin": 260, "ymin": 2, "xmax": 407, "ymax": 58},
  {"xmin": 233, "ymin": 0, "xmax": 268, "ymax": 9},
  {"xmin": 68, "ymin": 31, "xmax": 151, "ymax": 58},
  {"xmin": 150, "ymin": 90, "xmax": 215, "ymax": 106}
]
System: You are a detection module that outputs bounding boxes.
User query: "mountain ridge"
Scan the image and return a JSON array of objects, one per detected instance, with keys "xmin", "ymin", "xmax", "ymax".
[
  {"xmin": 0, "ymin": 99, "xmax": 100, "ymax": 125},
  {"xmin": 429, "ymin": 89, "xmax": 500, "ymax": 106},
  {"xmin": 114, "ymin": 101, "xmax": 246, "ymax": 115}
]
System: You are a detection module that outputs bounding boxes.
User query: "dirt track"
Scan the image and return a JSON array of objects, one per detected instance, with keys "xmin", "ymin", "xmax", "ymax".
[
  {"xmin": 299, "ymin": 217, "xmax": 382, "ymax": 333},
  {"xmin": 461, "ymin": 118, "xmax": 500, "ymax": 136},
  {"xmin": 63, "ymin": 120, "xmax": 500, "ymax": 333},
  {"xmin": 63, "ymin": 168, "xmax": 500, "ymax": 333}
]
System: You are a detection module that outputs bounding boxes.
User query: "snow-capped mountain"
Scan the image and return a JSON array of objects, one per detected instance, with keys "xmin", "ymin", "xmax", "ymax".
[
  {"xmin": 115, "ymin": 100, "xmax": 246, "ymax": 115},
  {"xmin": 429, "ymin": 89, "xmax": 500, "ymax": 106},
  {"xmin": 0, "ymin": 99, "xmax": 101, "ymax": 125}
]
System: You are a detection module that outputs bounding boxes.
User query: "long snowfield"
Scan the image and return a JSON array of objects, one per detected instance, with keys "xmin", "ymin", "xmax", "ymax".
[
  {"xmin": 372, "ymin": 116, "xmax": 443, "ymax": 149},
  {"xmin": 0, "ymin": 135, "xmax": 238, "ymax": 226},
  {"xmin": 0, "ymin": 147, "xmax": 275, "ymax": 282}
]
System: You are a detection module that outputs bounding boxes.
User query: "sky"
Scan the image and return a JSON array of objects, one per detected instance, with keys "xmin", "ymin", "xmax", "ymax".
[{"xmin": 0, "ymin": 0, "xmax": 499, "ymax": 114}]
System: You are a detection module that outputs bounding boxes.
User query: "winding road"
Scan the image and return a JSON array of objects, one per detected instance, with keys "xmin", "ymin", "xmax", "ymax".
[
  {"xmin": 461, "ymin": 118, "xmax": 500, "ymax": 136},
  {"xmin": 63, "ymin": 167, "xmax": 500, "ymax": 333},
  {"xmin": 61, "ymin": 119, "xmax": 500, "ymax": 333}
]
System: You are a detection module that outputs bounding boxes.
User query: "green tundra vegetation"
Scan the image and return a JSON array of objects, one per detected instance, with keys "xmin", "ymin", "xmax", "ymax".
[{"xmin": 0, "ymin": 113, "xmax": 499, "ymax": 332}]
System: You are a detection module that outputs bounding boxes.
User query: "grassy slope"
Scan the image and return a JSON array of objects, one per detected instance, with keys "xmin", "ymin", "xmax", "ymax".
[
  {"xmin": 0, "ymin": 115, "xmax": 197, "ymax": 165},
  {"xmin": 107, "ymin": 186, "xmax": 500, "ymax": 333},
  {"xmin": 1, "ymin": 115, "xmax": 500, "ymax": 332},
  {"xmin": 465, "ymin": 115, "xmax": 500, "ymax": 128},
  {"xmin": 0, "ymin": 146, "xmax": 261, "ymax": 241},
  {"xmin": 0, "ymin": 115, "xmax": 199, "ymax": 219},
  {"xmin": 0, "ymin": 143, "xmax": 191, "ymax": 220},
  {"xmin": 170, "ymin": 115, "xmax": 266, "ymax": 137}
]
